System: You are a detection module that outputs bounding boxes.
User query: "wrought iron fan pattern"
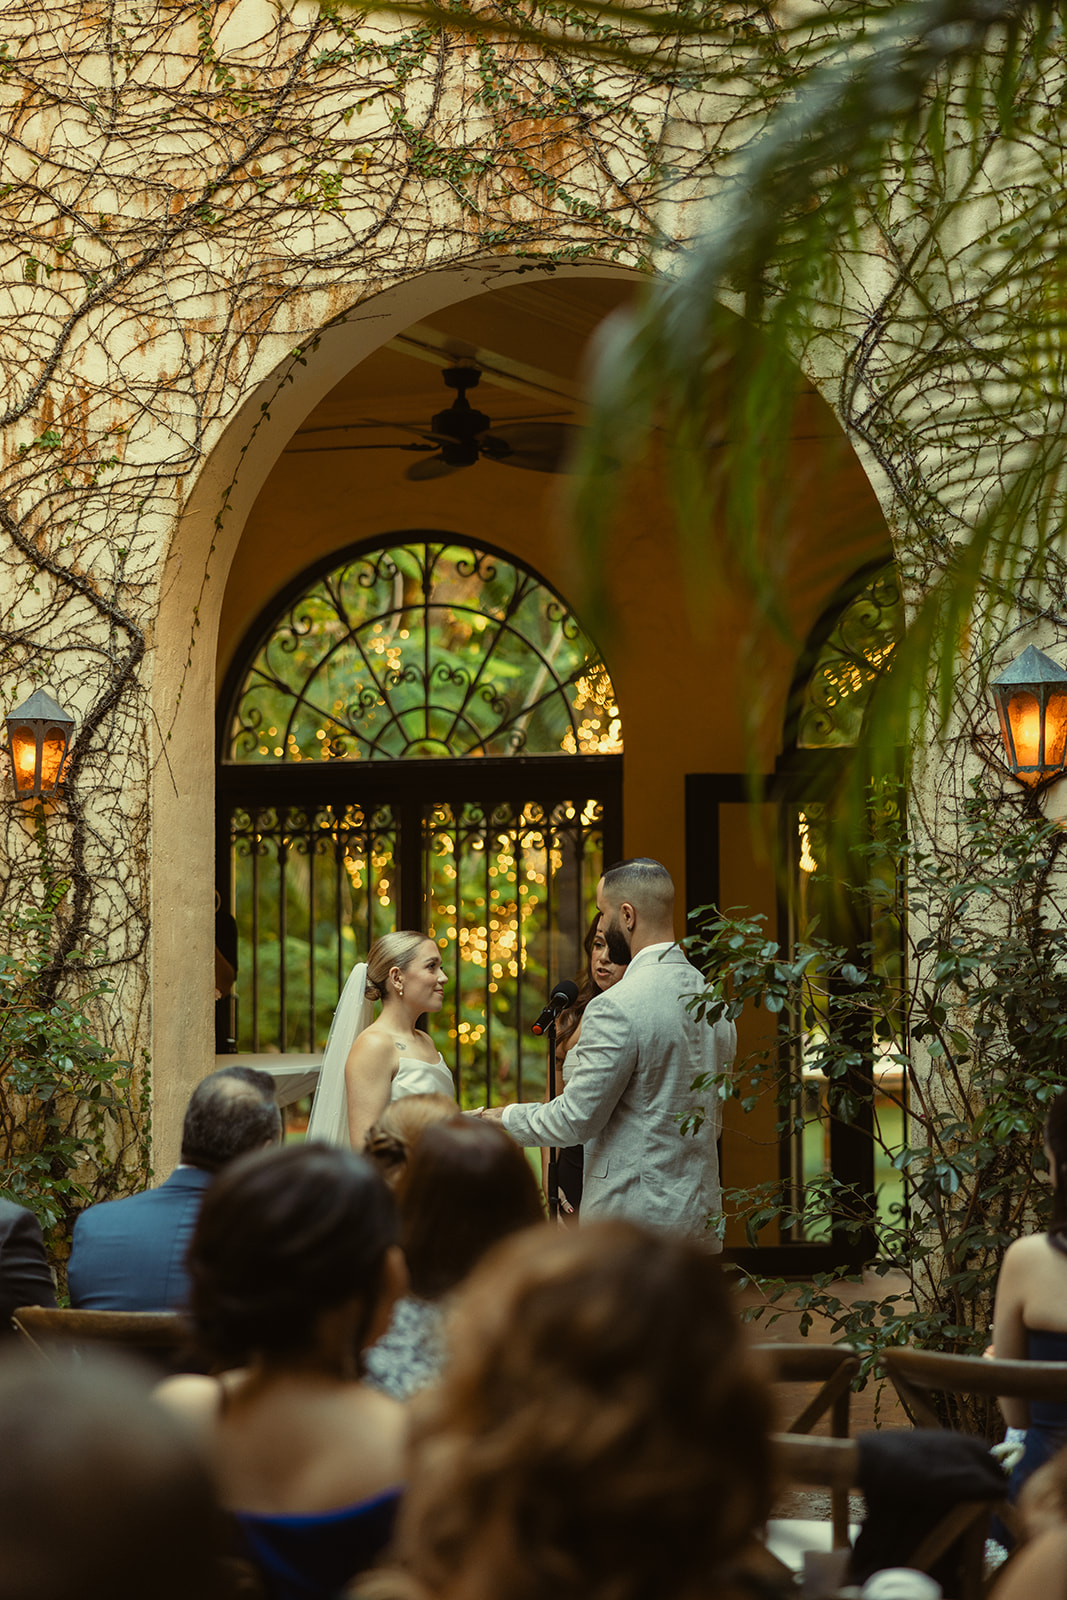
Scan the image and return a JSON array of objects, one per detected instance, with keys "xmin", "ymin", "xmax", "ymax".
[{"xmin": 227, "ymin": 540, "xmax": 622, "ymax": 763}]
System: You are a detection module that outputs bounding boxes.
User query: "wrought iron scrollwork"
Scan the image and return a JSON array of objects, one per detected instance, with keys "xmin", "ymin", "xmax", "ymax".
[
  {"xmin": 226, "ymin": 540, "xmax": 622, "ymax": 763},
  {"xmin": 797, "ymin": 568, "xmax": 904, "ymax": 749}
]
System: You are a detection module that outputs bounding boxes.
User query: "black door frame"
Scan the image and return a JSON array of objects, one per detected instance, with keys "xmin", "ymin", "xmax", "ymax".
[
  {"xmin": 217, "ymin": 754, "xmax": 623, "ymax": 936},
  {"xmin": 685, "ymin": 767, "xmax": 877, "ymax": 1276}
]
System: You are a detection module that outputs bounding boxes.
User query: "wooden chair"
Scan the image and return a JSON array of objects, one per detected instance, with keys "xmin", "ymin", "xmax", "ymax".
[
  {"xmin": 772, "ymin": 1432, "xmax": 1005, "ymax": 1600},
  {"xmin": 878, "ymin": 1347, "xmax": 1067, "ymax": 1573},
  {"xmin": 759, "ymin": 1342, "xmax": 861, "ymax": 1545},
  {"xmin": 11, "ymin": 1306, "xmax": 190, "ymax": 1367},
  {"xmin": 880, "ymin": 1346, "xmax": 1067, "ymax": 1435}
]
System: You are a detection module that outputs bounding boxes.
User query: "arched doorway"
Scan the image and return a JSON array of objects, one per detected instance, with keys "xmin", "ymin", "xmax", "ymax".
[
  {"xmin": 150, "ymin": 264, "xmax": 900, "ymax": 1167},
  {"xmin": 782, "ymin": 560, "xmax": 906, "ymax": 1259},
  {"xmin": 685, "ymin": 558, "xmax": 904, "ymax": 1269},
  {"xmin": 216, "ymin": 534, "xmax": 622, "ymax": 1105}
]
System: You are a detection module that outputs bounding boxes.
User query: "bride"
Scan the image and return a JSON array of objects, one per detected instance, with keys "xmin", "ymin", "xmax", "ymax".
[{"xmin": 307, "ymin": 931, "xmax": 454, "ymax": 1149}]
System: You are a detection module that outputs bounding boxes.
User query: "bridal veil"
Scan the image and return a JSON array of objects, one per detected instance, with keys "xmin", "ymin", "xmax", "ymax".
[{"xmin": 305, "ymin": 962, "xmax": 375, "ymax": 1147}]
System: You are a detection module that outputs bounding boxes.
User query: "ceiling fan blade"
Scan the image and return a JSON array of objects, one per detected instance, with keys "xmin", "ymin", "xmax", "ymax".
[
  {"xmin": 489, "ymin": 422, "xmax": 586, "ymax": 454},
  {"xmin": 377, "ymin": 420, "xmax": 476, "ymax": 448},
  {"xmin": 355, "ymin": 416, "xmax": 485, "ymax": 449},
  {"xmin": 479, "ymin": 422, "xmax": 587, "ymax": 474},
  {"xmin": 356, "ymin": 417, "xmax": 440, "ymax": 442},
  {"xmin": 492, "ymin": 448, "xmax": 577, "ymax": 474},
  {"xmin": 405, "ymin": 454, "xmax": 466, "ymax": 481}
]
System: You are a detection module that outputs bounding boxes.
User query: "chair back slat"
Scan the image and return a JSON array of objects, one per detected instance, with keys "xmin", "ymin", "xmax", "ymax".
[
  {"xmin": 760, "ymin": 1344, "xmax": 861, "ymax": 1434},
  {"xmin": 11, "ymin": 1306, "xmax": 188, "ymax": 1360},
  {"xmin": 880, "ymin": 1347, "xmax": 1067, "ymax": 1430},
  {"xmin": 772, "ymin": 1431, "xmax": 858, "ymax": 1490},
  {"xmin": 760, "ymin": 1349, "xmax": 860, "ymax": 1550}
]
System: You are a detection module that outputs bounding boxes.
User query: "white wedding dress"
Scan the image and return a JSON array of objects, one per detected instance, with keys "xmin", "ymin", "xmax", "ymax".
[
  {"xmin": 305, "ymin": 962, "xmax": 454, "ymax": 1147},
  {"xmin": 390, "ymin": 1052, "xmax": 455, "ymax": 1100}
]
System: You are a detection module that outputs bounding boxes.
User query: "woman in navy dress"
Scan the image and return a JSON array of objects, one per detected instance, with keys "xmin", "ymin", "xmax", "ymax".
[
  {"xmin": 993, "ymin": 1087, "xmax": 1067, "ymax": 1501},
  {"xmin": 158, "ymin": 1145, "xmax": 408, "ymax": 1600}
]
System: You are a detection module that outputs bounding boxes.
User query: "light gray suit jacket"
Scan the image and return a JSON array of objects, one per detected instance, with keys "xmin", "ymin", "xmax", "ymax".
[{"xmin": 503, "ymin": 943, "xmax": 736, "ymax": 1245}]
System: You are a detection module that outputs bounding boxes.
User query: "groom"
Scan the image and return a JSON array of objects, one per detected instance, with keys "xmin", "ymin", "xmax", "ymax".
[{"xmin": 483, "ymin": 857, "xmax": 736, "ymax": 1246}]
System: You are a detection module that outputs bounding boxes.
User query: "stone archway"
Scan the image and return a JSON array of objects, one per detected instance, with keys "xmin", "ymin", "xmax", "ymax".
[{"xmin": 150, "ymin": 261, "xmax": 899, "ymax": 1167}]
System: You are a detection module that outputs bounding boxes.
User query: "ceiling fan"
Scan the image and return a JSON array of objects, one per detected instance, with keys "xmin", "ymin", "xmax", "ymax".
[{"xmin": 387, "ymin": 366, "xmax": 584, "ymax": 481}]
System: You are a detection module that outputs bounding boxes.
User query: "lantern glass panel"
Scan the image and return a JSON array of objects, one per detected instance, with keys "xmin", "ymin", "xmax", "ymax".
[
  {"xmin": 1046, "ymin": 688, "xmax": 1067, "ymax": 771},
  {"xmin": 9, "ymin": 724, "xmax": 38, "ymax": 793},
  {"xmin": 38, "ymin": 726, "xmax": 69, "ymax": 792},
  {"xmin": 1006, "ymin": 691, "xmax": 1043, "ymax": 773}
]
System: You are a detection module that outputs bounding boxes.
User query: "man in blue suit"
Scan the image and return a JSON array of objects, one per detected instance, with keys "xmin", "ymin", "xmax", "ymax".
[{"xmin": 68, "ymin": 1065, "xmax": 281, "ymax": 1312}]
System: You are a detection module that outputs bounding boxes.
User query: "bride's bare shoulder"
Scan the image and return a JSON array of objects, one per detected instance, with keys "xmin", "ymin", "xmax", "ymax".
[{"xmin": 345, "ymin": 1027, "xmax": 400, "ymax": 1069}]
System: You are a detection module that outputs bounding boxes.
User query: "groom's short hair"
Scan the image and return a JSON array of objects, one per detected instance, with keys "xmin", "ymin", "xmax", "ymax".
[
  {"xmin": 180, "ymin": 1067, "xmax": 281, "ymax": 1173},
  {"xmin": 601, "ymin": 857, "xmax": 674, "ymax": 921}
]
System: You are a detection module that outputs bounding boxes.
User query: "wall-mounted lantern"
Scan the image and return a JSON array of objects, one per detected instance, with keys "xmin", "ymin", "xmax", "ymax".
[
  {"xmin": 4, "ymin": 690, "xmax": 75, "ymax": 799},
  {"xmin": 990, "ymin": 645, "xmax": 1067, "ymax": 788}
]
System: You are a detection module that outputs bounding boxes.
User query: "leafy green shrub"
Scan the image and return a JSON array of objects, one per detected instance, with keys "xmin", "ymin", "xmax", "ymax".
[
  {"xmin": 0, "ymin": 890, "xmax": 149, "ymax": 1262},
  {"xmin": 687, "ymin": 782, "xmax": 1067, "ymax": 1432}
]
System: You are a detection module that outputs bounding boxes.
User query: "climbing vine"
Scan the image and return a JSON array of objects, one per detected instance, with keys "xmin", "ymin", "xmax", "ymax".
[{"xmin": 0, "ymin": 0, "xmax": 769, "ymax": 1208}]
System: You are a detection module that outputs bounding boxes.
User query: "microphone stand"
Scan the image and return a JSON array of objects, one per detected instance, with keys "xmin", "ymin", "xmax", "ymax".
[{"xmin": 546, "ymin": 1016, "xmax": 559, "ymax": 1223}]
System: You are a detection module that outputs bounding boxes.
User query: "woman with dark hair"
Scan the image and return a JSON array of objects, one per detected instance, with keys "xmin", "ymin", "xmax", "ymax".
[
  {"xmin": 365, "ymin": 1221, "xmax": 774, "ymax": 1600},
  {"xmin": 993, "ymin": 1087, "xmax": 1067, "ymax": 1500},
  {"xmin": 545, "ymin": 914, "xmax": 629, "ymax": 1218},
  {"xmin": 157, "ymin": 1144, "xmax": 407, "ymax": 1600},
  {"xmin": 365, "ymin": 1117, "xmax": 545, "ymax": 1402}
]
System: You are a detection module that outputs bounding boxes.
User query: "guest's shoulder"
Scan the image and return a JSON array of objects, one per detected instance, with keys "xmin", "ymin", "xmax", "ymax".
[
  {"xmin": 0, "ymin": 1197, "xmax": 38, "ymax": 1233},
  {"xmin": 155, "ymin": 1372, "xmax": 224, "ymax": 1437},
  {"xmin": 991, "ymin": 1524, "xmax": 1067, "ymax": 1600},
  {"xmin": 72, "ymin": 1181, "xmax": 168, "ymax": 1234},
  {"xmin": 635, "ymin": 946, "xmax": 707, "ymax": 987},
  {"xmin": 1005, "ymin": 1231, "xmax": 1054, "ymax": 1267}
]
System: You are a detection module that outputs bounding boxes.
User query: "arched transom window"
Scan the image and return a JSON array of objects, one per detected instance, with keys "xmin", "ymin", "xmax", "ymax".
[{"xmin": 227, "ymin": 540, "xmax": 622, "ymax": 765}]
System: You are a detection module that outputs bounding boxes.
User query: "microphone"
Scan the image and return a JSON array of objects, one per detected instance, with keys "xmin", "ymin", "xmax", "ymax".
[{"xmin": 531, "ymin": 979, "xmax": 579, "ymax": 1036}]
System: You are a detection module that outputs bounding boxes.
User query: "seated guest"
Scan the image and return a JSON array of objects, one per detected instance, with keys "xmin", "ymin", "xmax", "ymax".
[
  {"xmin": 68, "ymin": 1065, "xmax": 280, "ymax": 1312},
  {"xmin": 363, "ymin": 1093, "xmax": 456, "ymax": 1192},
  {"xmin": 365, "ymin": 1220, "xmax": 774, "ymax": 1600},
  {"xmin": 993, "ymin": 1445, "xmax": 1067, "ymax": 1600},
  {"xmin": 157, "ymin": 1144, "xmax": 407, "ymax": 1600},
  {"xmin": 364, "ymin": 1117, "xmax": 545, "ymax": 1402},
  {"xmin": 993, "ymin": 1086, "xmax": 1067, "ymax": 1502},
  {"xmin": 0, "ymin": 1349, "xmax": 227, "ymax": 1600},
  {"xmin": 0, "ymin": 1198, "xmax": 55, "ymax": 1335}
]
